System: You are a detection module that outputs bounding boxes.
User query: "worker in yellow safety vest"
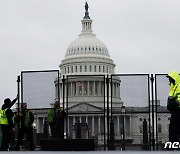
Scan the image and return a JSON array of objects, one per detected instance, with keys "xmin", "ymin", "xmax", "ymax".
[
  {"xmin": 47, "ymin": 101, "xmax": 66, "ymax": 138},
  {"xmin": 166, "ymin": 71, "xmax": 180, "ymax": 143},
  {"xmin": 15, "ymin": 103, "xmax": 34, "ymax": 151},
  {"xmin": 0, "ymin": 97, "xmax": 17, "ymax": 151}
]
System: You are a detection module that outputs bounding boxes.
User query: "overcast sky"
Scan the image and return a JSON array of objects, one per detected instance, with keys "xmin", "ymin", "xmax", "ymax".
[{"xmin": 0, "ymin": 0, "xmax": 180, "ymax": 107}]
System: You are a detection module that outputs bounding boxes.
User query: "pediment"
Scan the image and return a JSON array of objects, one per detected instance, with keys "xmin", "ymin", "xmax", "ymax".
[{"xmin": 68, "ymin": 103, "xmax": 103, "ymax": 112}]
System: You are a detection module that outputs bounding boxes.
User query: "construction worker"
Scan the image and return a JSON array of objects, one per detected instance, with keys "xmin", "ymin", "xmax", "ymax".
[
  {"xmin": 15, "ymin": 103, "xmax": 34, "ymax": 151},
  {"xmin": 47, "ymin": 101, "xmax": 66, "ymax": 138},
  {"xmin": 0, "ymin": 97, "xmax": 17, "ymax": 151},
  {"xmin": 166, "ymin": 71, "xmax": 180, "ymax": 143}
]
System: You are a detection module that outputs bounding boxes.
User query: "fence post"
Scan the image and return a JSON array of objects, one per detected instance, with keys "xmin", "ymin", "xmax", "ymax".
[
  {"xmin": 106, "ymin": 76, "xmax": 110, "ymax": 150},
  {"xmin": 142, "ymin": 119, "xmax": 149, "ymax": 150},
  {"xmin": 110, "ymin": 119, "xmax": 115, "ymax": 150},
  {"xmin": 103, "ymin": 75, "xmax": 106, "ymax": 151},
  {"xmin": 62, "ymin": 75, "xmax": 66, "ymax": 139},
  {"xmin": 110, "ymin": 75, "xmax": 115, "ymax": 150},
  {"xmin": 150, "ymin": 74, "xmax": 155, "ymax": 150},
  {"xmin": 17, "ymin": 76, "xmax": 21, "ymax": 147}
]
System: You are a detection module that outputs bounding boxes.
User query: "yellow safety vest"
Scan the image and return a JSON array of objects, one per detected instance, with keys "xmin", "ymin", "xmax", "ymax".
[
  {"xmin": 0, "ymin": 108, "xmax": 9, "ymax": 125},
  {"xmin": 167, "ymin": 71, "xmax": 180, "ymax": 108},
  {"xmin": 19, "ymin": 111, "xmax": 30, "ymax": 128}
]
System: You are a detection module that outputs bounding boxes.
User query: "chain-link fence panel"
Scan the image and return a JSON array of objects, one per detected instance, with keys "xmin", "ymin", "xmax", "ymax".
[
  {"xmin": 155, "ymin": 74, "xmax": 170, "ymax": 150},
  {"xmin": 21, "ymin": 70, "xmax": 59, "ymax": 109},
  {"xmin": 110, "ymin": 74, "xmax": 151, "ymax": 150},
  {"xmin": 18, "ymin": 72, "xmax": 171, "ymax": 151},
  {"xmin": 65, "ymin": 75, "xmax": 106, "ymax": 150},
  {"xmin": 111, "ymin": 74, "xmax": 150, "ymax": 107}
]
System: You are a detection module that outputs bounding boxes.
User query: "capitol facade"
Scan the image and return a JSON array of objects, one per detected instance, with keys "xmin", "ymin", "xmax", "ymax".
[
  {"xmin": 28, "ymin": 2, "xmax": 170, "ymax": 150},
  {"xmin": 52, "ymin": 2, "xmax": 169, "ymax": 148}
]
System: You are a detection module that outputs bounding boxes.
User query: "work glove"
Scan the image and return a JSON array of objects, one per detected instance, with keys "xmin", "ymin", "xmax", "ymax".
[{"xmin": 167, "ymin": 96, "xmax": 179, "ymax": 112}]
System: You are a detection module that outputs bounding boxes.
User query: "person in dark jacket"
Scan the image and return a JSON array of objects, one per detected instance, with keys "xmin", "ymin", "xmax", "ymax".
[
  {"xmin": 47, "ymin": 101, "xmax": 66, "ymax": 138},
  {"xmin": 0, "ymin": 96, "xmax": 18, "ymax": 151},
  {"xmin": 15, "ymin": 103, "xmax": 35, "ymax": 151},
  {"xmin": 166, "ymin": 71, "xmax": 180, "ymax": 143}
]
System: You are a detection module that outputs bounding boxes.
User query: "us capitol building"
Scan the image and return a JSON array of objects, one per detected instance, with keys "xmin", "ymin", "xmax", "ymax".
[{"xmin": 33, "ymin": 2, "xmax": 170, "ymax": 148}]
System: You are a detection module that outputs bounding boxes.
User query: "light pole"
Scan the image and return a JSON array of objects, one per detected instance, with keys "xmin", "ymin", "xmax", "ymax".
[{"xmin": 121, "ymin": 106, "xmax": 126, "ymax": 150}]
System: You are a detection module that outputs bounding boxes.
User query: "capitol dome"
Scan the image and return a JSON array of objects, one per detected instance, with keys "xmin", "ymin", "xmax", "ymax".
[
  {"xmin": 56, "ymin": 2, "xmax": 122, "ymax": 108},
  {"xmin": 60, "ymin": 2, "xmax": 115, "ymax": 75},
  {"xmin": 65, "ymin": 33, "xmax": 110, "ymax": 57}
]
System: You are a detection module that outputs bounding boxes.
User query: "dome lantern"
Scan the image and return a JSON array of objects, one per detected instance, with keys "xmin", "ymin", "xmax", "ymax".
[
  {"xmin": 60, "ymin": 2, "xmax": 116, "ymax": 75},
  {"xmin": 81, "ymin": 2, "xmax": 93, "ymax": 34}
]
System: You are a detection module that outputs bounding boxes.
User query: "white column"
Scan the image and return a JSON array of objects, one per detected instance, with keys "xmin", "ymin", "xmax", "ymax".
[
  {"xmin": 116, "ymin": 84, "xmax": 118, "ymax": 97},
  {"xmin": 70, "ymin": 82, "xmax": 73, "ymax": 96},
  {"xmin": 98, "ymin": 116, "xmax": 101, "ymax": 134},
  {"xmin": 60, "ymin": 83, "xmax": 62, "ymax": 99},
  {"xmin": 86, "ymin": 116, "xmax": 88, "ymax": 124},
  {"xmin": 73, "ymin": 116, "xmax": 76, "ymax": 139},
  {"xmin": 129, "ymin": 115, "xmax": 131, "ymax": 135},
  {"xmin": 73, "ymin": 116, "xmax": 75, "ymax": 125},
  {"xmin": 98, "ymin": 81, "xmax": 101, "ymax": 96},
  {"xmin": 82, "ymin": 81, "xmax": 84, "ymax": 96},
  {"xmin": 124, "ymin": 116, "xmax": 126, "ymax": 135},
  {"xmin": 79, "ymin": 116, "xmax": 82, "ymax": 123},
  {"xmin": 117, "ymin": 115, "xmax": 120, "ymax": 135},
  {"xmin": 76, "ymin": 82, "xmax": 79, "ymax": 96},
  {"xmin": 67, "ymin": 116, "xmax": 69, "ymax": 136},
  {"xmin": 93, "ymin": 81, "xmax": 95, "ymax": 95},
  {"xmin": 87, "ymin": 81, "xmax": 90, "ymax": 95},
  {"xmin": 105, "ymin": 116, "xmax": 107, "ymax": 134},
  {"xmin": 92, "ymin": 116, "xmax": 95, "ymax": 136}
]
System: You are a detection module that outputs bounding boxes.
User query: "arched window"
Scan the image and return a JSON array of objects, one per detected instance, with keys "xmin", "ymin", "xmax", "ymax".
[
  {"xmin": 99, "ymin": 66, "xmax": 101, "ymax": 72},
  {"xmin": 85, "ymin": 65, "xmax": 87, "ymax": 72},
  {"xmin": 71, "ymin": 66, "xmax": 73, "ymax": 73},
  {"xmin": 75, "ymin": 66, "xmax": 78, "ymax": 72},
  {"xmin": 67, "ymin": 67, "xmax": 69, "ymax": 73},
  {"xmin": 96, "ymin": 47, "xmax": 98, "ymax": 51},
  {"xmin": 94, "ymin": 65, "xmax": 96, "ymax": 72},
  {"xmin": 80, "ymin": 66, "xmax": 82, "ymax": 72},
  {"xmin": 89, "ymin": 65, "xmax": 92, "ymax": 72}
]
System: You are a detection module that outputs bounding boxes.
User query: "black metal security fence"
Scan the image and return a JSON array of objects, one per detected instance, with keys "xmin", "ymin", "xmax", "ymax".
[
  {"xmin": 20, "ymin": 70, "xmax": 60, "ymax": 109},
  {"xmin": 65, "ymin": 75, "xmax": 106, "ymax": 150},
  {"xmin": 154, "ymin": 74, "xmax": 170, "ymax": 150},
  {"xmin": 110, "ymin": 74, "xmax": 151, "ymax": 150},
  {"xmin": 16, "ymin": 71, "xmax": 170, "ymax": 151}
]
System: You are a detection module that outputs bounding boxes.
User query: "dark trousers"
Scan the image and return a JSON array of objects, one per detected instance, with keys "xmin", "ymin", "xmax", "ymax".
[
  {"xmin": 15, "ymin": 127, "xmax": 34, "ymax": 151},
  {"xmin": 0, "ymin": 125, "xmax": 12, "ymax": 151},
  {"xmin": 50, "ymin": 125, "xmax": 64, "ymax": 139},
  {"xmin": 169, "ymin": 113, "xmax": 180, "ymax": 142}
]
